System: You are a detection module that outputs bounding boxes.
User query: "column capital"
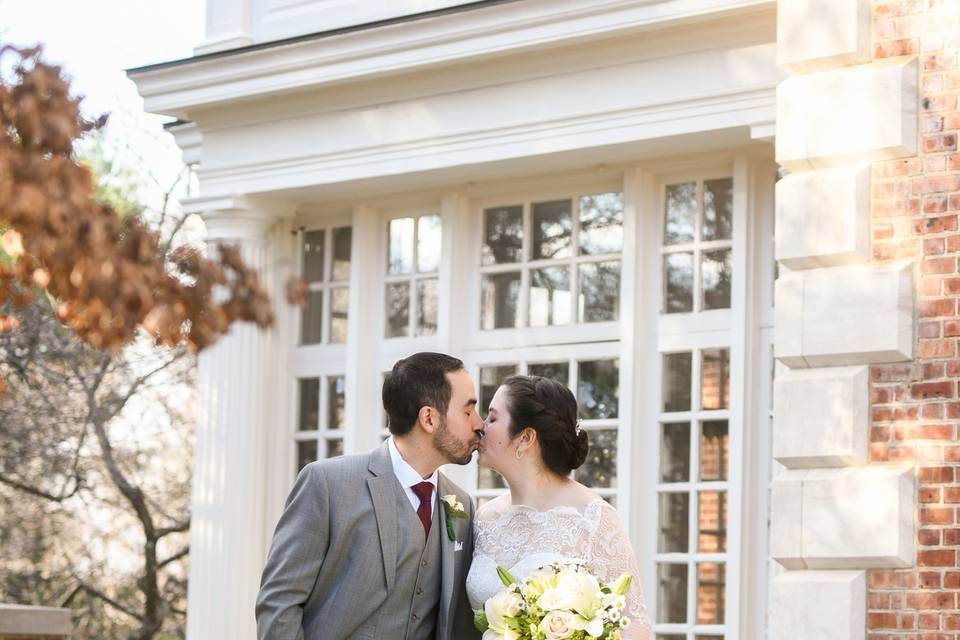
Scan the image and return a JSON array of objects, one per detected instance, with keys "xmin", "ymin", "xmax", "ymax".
[{"xmin": 183, "ymin": 194, "xmax": 297, "ymax": 245}]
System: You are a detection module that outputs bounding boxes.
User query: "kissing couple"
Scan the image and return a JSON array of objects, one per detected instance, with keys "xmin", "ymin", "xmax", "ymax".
[{"xmin": 256, "ymin": 351, "xmax": 651, "ymax": 640}]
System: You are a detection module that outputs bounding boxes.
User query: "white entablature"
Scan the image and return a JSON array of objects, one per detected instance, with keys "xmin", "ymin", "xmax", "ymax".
[{"xmin": 129, "ymin": 0, "xmax": 780, "ymax": 202}]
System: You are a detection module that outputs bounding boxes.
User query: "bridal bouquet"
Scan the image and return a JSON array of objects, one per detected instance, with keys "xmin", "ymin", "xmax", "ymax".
[{"xmin": 474, "ymin": 560, "xmax": 632, "ymax": 640}]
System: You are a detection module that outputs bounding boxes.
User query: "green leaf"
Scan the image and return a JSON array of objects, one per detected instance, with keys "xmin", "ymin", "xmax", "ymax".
[{"xmin": 473, "ymin": 609, "xmax": 489, "ymax": 632}]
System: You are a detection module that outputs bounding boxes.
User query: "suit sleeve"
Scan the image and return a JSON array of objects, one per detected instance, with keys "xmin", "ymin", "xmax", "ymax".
[
  {"xmin": 255, "ymin": 462, "xmax": 330, "ymax": 640},
  {"xmin": 452, "ymin": 493, "xmax": 482, "ymax": 639}
]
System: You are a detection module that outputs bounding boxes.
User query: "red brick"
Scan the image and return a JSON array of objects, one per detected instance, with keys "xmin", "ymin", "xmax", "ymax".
[
  {"xmin": 876, "ymin": 38, "xmax": 920, "ymax": 57},
  {"xmin": 920, "ymin": 507, "xmax": 954, "ymax": 525},
  {"xmin": 924, "ymin": 237, "xmax": 946, "ymax": 254},
  {"xmin": 910, "ymin": 424, "xmax": 955, "ymax": 440},
  {"xmin": 946, "ymin": 319, "xmax": 960, "ymax": 336},
  {"xmin": 920, "ymin": 320, "xmax": 943, "ymax": 338},
  {"xmin": 918, "ymin": 338, "xmax": 956, "ymax": 358},
  {"xmin": 924, "ymin": 133, "xmax": 958, "ymax": 152},
  {"xmin": 914, "ymin": 215, "xmax": 958, "ymax": 234},
  {"xmin": 921, "ymin": 256, "xmax": 957, "ymax": 274},
  {"xmin": 920, "ymin": 298, "xmax": 957, "ymax": 317},
  {"xmin": 911, "ymin": 381, "xmax": 956, "ymax": 399},
  {"xmin": 945, "ymin": 487, "xmax": 960, "ymax": 503},
  {"xmin": 918, "ymin": 466, "xmax": 954, "ymax": 483}
]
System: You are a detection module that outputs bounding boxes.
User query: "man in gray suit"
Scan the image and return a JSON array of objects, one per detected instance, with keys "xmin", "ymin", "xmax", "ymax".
[{"xmin": 256, "ymin": 352, "xmax": 484, "ymax": 640}]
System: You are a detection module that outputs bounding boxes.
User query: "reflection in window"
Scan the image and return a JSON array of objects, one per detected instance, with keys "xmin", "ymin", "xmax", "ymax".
[
  {"xmin": 578, "ymin": 359, "xmax": 619, "ymax": 420},
  {"xmin": 479, "ymin": 192, "xmax": 623, "ymax": 331},
  {"xmin": 385, "ymin": 214, "xmax": 441, "ymax": 338},
  {"xmin": 301, "ymin": 225, "xmax": 352, "ymax": 345},
  {"xmin": 295, "ymin": 374, "xmax": 348, "ymax": 477},
  {"xmin": 662, "ymin": 177, "xmax": 734, "ymax": 314}
]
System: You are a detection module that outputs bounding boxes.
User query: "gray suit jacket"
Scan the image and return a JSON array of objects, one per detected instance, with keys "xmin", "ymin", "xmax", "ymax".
[{"xmin": 256, "ymin": 443, "xmax": 480, "ymax": 640}]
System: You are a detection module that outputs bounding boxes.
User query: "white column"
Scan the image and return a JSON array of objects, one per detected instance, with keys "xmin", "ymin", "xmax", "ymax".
[{"xmin": 184, "ymin": 197, "xmax": 289, "ymax": 640}]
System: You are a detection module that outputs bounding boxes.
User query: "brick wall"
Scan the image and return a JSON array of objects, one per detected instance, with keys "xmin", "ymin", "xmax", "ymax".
[{"xmin": 868, "ymin": 0, "xmax": 960, "ymax": 636}]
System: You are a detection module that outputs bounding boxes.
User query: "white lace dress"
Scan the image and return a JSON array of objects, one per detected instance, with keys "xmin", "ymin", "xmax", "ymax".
[{"xmin": 466, "ymin": 496, "xmax": 652, "ymax": 639}]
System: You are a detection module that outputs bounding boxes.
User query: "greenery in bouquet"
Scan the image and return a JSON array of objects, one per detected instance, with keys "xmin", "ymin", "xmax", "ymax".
[{"xmin": 474, "ymin": 561, "xmax": 632, "ymax": 640}]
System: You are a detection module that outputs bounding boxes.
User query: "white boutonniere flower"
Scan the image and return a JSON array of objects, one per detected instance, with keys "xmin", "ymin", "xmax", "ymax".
[{"xmin": 441, "ymin": 494, "xmax": 467, "ymax": 540}]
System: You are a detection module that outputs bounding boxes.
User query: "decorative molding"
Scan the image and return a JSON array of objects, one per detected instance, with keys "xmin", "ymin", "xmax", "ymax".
[
  {"xmin": 769, "ymin": 571, "xmax": 866, "ymax": 640},
  {"xmin": 776, "ymin": 0, "xmax": 871, "ymax": 74},
  {"xmin": 128, "ymin": 0, "xmax": 776, "ymax": 117}
]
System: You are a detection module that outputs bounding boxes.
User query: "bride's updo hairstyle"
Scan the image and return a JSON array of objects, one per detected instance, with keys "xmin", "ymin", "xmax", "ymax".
[{"xmin": 501, "ymin": 375, "xmax": 589, "ymax": 476}]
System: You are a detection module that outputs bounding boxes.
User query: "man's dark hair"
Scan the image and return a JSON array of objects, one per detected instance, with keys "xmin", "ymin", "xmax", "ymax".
[{"xmin": 382, "ymin": 352, "xmax": 465, "ymax": 436}]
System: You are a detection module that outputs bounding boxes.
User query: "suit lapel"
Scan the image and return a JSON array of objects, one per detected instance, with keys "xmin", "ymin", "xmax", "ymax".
[
  {"xmin": 437, "ymin": 474, "xmax": 459, "ymax": 637},
  {"xmin": 367, "ymin": 444, "xmax": 398, "ymax": 591}
]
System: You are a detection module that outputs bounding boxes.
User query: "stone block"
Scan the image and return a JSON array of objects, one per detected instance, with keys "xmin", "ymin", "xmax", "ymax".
[
  {"xmin": 769, "ymin": 571, "xmax": 866, "ymax": 640},
  {"xmin": 776, "ymin": 57, "xmax": 918, "ymax": 171},
  {"xmin": 775, "ymin": 261, "xmax": 914, "ymax": 368},
  {"xmin": 777, "ymin": 0, "xmax": 871, "ymax": 73},
  {"xmin": 773, "ymin": 366, "xmax": 869, "ymax": 468},
  {"xmin": 775, "ymin": 164, "xmax": 871, "ymax": 269}
]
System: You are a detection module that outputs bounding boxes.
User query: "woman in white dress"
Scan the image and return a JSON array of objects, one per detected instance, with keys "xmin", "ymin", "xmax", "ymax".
[{"xmin": 466, "ymin": 375, "xmax": 652, "ymax": 639}]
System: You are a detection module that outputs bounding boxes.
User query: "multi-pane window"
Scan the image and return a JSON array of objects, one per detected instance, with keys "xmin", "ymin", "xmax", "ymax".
[
  {"xmin": 385, "ymin": 214, "xmax": 442, "ymax": 338},
  {"xmin": 294, "ymin": 375, "xmax": 347, "ymax": 476},
  {"xmin": 480, "ymin": 193, "xmax": 623, "ymax": 330},
  {"xmin": 662, "ymin": 179, "xmax": 733, "ymax": 314},
  {"xmin": 656, "ymin": 348, "xmax": 731, "ymax": 638},
  {"xmin": 300, "ymin": 226, "xmax": 352, "ymax": 344},
  {"xmin": 474, "ymin": 358, "xmax": 620, "ymax": 506}
]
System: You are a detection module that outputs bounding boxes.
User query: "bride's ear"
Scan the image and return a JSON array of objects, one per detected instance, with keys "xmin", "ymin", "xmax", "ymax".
[{"xmin": 517, "ymin": 427, "xmax": 538, "ymax": 452}]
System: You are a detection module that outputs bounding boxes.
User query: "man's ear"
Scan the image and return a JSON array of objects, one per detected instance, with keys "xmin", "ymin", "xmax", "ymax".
[{"xmin": 417, "ymin": 405, "xmax": 437, "ymax": 434}]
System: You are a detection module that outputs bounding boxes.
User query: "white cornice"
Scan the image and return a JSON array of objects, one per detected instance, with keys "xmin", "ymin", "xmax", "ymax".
[{"xmin": 129, "ymin": 0, "xmax": 776, "ymax": 118}]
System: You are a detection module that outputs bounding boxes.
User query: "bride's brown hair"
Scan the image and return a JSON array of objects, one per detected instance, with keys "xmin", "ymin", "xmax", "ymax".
[{"xmin": 500, "ymin": 375, "xmax": 589, "ymax": 476}]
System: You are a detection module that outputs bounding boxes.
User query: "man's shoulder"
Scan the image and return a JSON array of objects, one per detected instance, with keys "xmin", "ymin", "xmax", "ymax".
[{"xmin": 301, "ymin": 449, "xmax": 375, "ymax": 482}]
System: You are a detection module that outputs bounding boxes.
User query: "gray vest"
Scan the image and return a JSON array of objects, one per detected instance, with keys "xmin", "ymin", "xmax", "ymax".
[{"xmin": 376, "ymin": 482, "xmax": 443, "ymax": 640}]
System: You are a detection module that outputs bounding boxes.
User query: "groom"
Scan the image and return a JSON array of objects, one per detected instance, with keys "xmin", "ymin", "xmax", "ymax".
[{"xmin": 256, "ymin": 352, "xmax": 484, "ymax": 640}]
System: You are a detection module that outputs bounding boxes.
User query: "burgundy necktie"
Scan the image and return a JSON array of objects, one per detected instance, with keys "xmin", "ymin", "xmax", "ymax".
[{"xmin": 411, "ymin": 481, "xmax": 434, "ymax": 537}]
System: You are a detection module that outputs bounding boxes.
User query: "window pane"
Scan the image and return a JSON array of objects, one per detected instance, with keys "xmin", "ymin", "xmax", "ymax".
[
  {"xmin": 697, "ymin": 563, "xmax": 726, "ymax": 625},
  {"xmin": 416, "ymin": 278, "xmax": 439, "ymax": 336},
  {"xmin": 298, "ymin": 378, "xmax": 319, "ymax": 431},
  {"xmin": 703, "ymin": 178, "xmax": 733, "ymax": 241},
  {"xmin": 658, "ymin": 492, "xmax": 689, "ymax": 553},
  {"xmin": 480, "ymin": 365, "xmax": 518, "ymax": 417},
  {"xmin": 577, "ymin": 429, "xmax": 617, "ymax": 487},
  {"xmin": 658, "ymin": 636, "xmax": 686, "ymax": 640},
  {"xmin": 702, "ymin": 249, "xmax": 732, "ymax": 310},
  {"xmin": 579, "ymin": 260, "xmax": 620, "ymax": 323},
  {"xmin": 663, "ymin": 352, "xmax": 692, "ymax": 412},
  {"xmin": 664, "ymin": 182, "xmax": 696, "ymax": 245},
  {"xmin": 481, "ymin": 272, "xmax": 521, "ymax": 330},
  {"xmin": 529, "ymin": 267, "xmax": 571, "ymax": 327},
  {"xmin": 483, "ymin": 205, "xmax": 523, "ymax": 265},
  {"xmin": 664, "ymin": 252, "xmax": 694, "ymax": 313},
  {"xmin": 301, "ymin": 290, "xmax": 323, "ymax": 345},
  {"xmin": 532, "ymin": 199, "xmax": 572, "ymax": 260},
  {"xmin": 700, "ymin": 421, "xmax": 729, "ymax": 481},
  {"xmin": 657, "ymin": 563, "xmax": 689, "ymax": 624},
  {"xmin": 527, "ymin": 361, "xmax": 570, "ymax": 385},
  {"xmin": 478, "ymin": 467, "xmax": 506, "ymax": 490},
  {"xmin": 326, "ymin": 438, "xmax": 344, "ymax": 459},
  {"xmin": 698, "ymin": 491, "xmax": 727, "ymax": 553},
  {"xmin": 330, "ymin": 287, "xmax": 348, "ymax": 343},
  {"xmin": 327, "ymin": 376, "xmax": 345, "ymax": 430},
  {"xmin": 388, "ymin": 218, "xmax": 414, "ymax": 274},
  {"xmin": 579, "ymin": 192, "xmax": 623, "ymax": 255},
  {"xmin": 417, "ymin": 215, "xmax": 442, "ymax": 273},
  {"xmin": 331, "ymin": 226, "xmax": 352, "ymax": 281},
  {"xmin": 701, "ymin": 349, "xmax": 730, "ymax": 410},
  {"xmin": 303, "ymin": 229, "xmax": 325, "ymax": 283},
  {"xmin": 660, "ymin": 422, "xmax": 691, "ymax": 483},
  {"xmin": 385, "ymin": 282, "xmax": 410, "ymax": 338},
  {"xmin": 297, "ymin": 439, "xmax": 318, "ymax": 473},
  {"xmin": 578, "ymin": 359, "xmax": 619, "ymax": 420}
]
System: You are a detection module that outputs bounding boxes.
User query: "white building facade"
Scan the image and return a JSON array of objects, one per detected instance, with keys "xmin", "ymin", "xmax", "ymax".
[{"xmin": 129, "ymin": 1, "xmax": 918, "ymax": 638}]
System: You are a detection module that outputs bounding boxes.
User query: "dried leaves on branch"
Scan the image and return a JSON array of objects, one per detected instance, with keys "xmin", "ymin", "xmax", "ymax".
[{"xmin": 0, "ymin": 45, "xmax": 274, "ymax": 355}]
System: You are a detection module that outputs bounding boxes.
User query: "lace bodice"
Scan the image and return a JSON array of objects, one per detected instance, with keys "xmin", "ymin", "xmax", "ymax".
[{"xmin": 466, "ymin": 496, "xmax": 651, "ymax": 639}]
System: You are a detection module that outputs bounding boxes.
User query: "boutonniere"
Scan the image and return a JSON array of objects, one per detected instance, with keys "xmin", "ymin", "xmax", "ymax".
[{"xmin": 441, "ymin": 494, "xmax": 467, "ymax": 541}]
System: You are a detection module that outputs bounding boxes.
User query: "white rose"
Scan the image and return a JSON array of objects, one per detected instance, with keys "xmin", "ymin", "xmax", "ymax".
[
  {"xmin": 540, "ymin": 567, "xmax": 602, "ymax": 618},
  {"xmin": 539, "ymin": 610, "xmax": 579, "ymax": 640}
]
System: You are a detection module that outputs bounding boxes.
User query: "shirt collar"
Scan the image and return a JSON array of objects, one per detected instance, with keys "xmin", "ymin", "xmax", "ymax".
[{"xmin": 388, "ymin": 436, "xmax": 438, "ymax": 490}]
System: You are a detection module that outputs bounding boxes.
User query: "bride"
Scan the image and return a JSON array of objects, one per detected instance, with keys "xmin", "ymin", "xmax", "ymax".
[{"xmin": 466, "ymin": 375, "xmax": 652, "ymax": 639}]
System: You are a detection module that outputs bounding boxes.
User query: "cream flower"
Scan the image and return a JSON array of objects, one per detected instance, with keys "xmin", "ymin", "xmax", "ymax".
[
  {"xmin": 441, "ymin": 494, "xmax": 465, "ymax": 513},
  {"xmin": 538, "ymin": 567, "xmax": 602, "ymax": 619},
  {"xmin": 483, "ymin": 588, "xmax": 523, "ymax": 640},
  {"xmin": 538, "ymin": 610, "xmax": 579, "ymax": 640}
]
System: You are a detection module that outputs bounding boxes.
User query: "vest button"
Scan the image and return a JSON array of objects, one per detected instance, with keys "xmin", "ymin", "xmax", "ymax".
[
  {"xmin": 412, "ymin": 614, "xmax": 419, "ymax": 622},
  {"xmin": 421, "ymin": 559, "xmax": 428, "ymax": 567},
  {"xmin": 416, "ymin": 586, "xmax": 423, "ymax": 595}
]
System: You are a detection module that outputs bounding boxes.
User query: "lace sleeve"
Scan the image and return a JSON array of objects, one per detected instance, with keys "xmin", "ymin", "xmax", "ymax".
[{"xmin": 586, "ymin": 503, "xmax": 652, "ymax": 640}]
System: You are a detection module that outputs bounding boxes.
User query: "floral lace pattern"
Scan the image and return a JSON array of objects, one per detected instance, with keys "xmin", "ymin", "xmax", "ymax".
[{"xmin": 467, "ymin": 496, "xmax": 652, "ymax": 639}]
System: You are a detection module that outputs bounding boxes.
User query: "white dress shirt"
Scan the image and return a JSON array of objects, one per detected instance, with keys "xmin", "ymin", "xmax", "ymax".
[{"xmin": 388, "ymin": 436, "xmax": 437, "ymax": 520}]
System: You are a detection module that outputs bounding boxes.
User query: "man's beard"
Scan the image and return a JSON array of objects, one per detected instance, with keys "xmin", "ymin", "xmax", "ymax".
[{"xmin": 432, "ymin": 415, "xmax": 474, "ymax": 465}]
